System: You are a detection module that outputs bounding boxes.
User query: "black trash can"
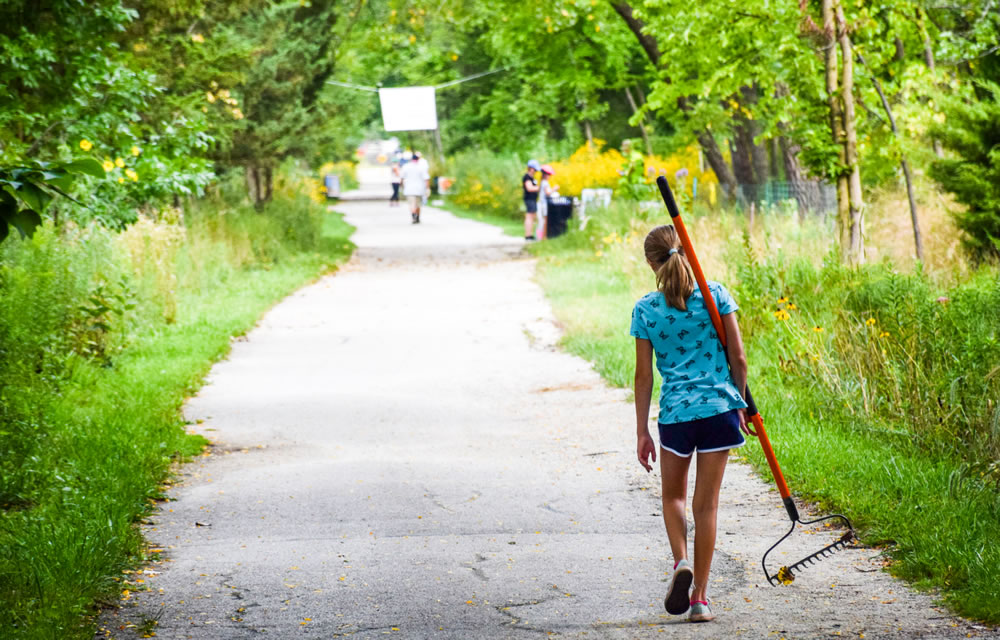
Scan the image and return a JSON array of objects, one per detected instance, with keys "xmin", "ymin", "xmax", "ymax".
[{"xmin": 546, "ymin": 197, "xmax": 573, "ymax": 238}]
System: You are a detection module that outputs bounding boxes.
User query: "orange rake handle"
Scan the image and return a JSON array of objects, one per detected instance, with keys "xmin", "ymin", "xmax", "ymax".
[{"xmin": 657, "ymin": 178, "xmax": 796, "ymax": 517}]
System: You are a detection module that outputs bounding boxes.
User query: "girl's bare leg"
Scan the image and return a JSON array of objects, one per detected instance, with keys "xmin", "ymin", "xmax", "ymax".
[
  {"xmin": 691, "ymin": 450, "xmax": 729, "ymax": 602},
  {"xmin": 659, "ymin": 449, "xmax": 692, "ymax": 565},
  {"xmin": 524, "ymin": 213, "xmax": 536, "ymax": 237}
]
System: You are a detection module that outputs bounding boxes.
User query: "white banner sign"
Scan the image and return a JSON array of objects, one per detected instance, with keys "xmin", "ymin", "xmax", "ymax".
[{"xmin": 378, "ymin": 86, "xmax": 438, "ymax": 131}]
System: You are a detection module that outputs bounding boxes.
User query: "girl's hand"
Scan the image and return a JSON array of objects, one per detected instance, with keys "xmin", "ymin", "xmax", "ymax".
[
  {"xmin": 637, "ymin": 432, "xmax": 657, "ymax": 472},
  {"xmin": 737, "ymin": 409, "xmax": 751, "ymax": 436}
]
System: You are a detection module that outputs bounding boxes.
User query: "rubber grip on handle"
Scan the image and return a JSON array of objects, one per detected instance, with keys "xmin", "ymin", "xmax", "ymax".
[
  {"xmin": 657, "ymin": 177, "xmax": 681, "ymax": 218},
  {"xmin": 744, "ymin": 383, "xmax": 760, "ymax": 419}
]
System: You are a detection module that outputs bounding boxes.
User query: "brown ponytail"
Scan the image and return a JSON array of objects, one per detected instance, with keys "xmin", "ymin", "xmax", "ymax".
[{"xmin": 644, "ymin": 225, "xmax": 695, "ymax": 311}]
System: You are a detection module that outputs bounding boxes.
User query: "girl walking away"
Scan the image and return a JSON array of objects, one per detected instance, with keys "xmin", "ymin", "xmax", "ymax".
[{"xmin": 630, "ymin": 225, "xmax": 750, "ymax": 623}]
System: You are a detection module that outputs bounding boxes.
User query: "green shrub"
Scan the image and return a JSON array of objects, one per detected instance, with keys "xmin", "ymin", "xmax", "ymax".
[
  {"xmin": 930, "ymin": 81, "xmax": 1000, "ymax": 262},
  {"xmin": 445, "ymin": 150, "xmax": 524, "ymax": 219},
  {"xmin": 0, "ymin": 175, "xmax": 353, "ymax": 638}
]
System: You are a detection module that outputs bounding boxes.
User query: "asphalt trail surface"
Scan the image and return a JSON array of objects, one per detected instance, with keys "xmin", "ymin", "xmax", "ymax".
[{"xmin": 100, "ymin": 202, "xmax": 994, "ymax": 639}]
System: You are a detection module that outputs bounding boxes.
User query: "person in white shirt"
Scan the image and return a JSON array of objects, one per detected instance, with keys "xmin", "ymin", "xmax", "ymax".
[
  {"xmin": 400, "ymin": 154, "xmax": 430, "ymax": 224},
  {"xmin": 414, "ymin": 151, "xmax": 431, "ymax": 205}
]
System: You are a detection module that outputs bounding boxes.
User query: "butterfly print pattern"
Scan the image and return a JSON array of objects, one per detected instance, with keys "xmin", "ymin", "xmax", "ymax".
[{"xmin": 629, "ymin": 283, "xmax": 744, "ymax": 424}]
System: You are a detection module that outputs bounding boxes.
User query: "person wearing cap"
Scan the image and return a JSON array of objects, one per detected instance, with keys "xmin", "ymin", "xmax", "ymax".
[
  {"xmin": 536, "ymin": 164, "xmax": 556, "ymax": 240},
  {"xmin": 523, "ymin": 160, "xmax": 541, "ymax": 240},
  {"xmin": 401, "ymin": 153, "xmax": 430, "ymax": 223}
]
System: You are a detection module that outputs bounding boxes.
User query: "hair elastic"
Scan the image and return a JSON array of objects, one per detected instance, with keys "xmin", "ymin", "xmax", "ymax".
[{"xmin": 668, "ymin": 248, "xmax": 679, "ymax": 256}]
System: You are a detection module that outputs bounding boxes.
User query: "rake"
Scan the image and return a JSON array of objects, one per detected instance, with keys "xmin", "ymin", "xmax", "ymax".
[{"xmin": 655, "ymin": 177, "xmax": 856, "ymax": 586}]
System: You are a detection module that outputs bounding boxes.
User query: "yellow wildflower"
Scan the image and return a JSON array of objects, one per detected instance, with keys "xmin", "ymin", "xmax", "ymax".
[
  {"xmin": 125, "ymin": 168, "xmax": 138, "ymax": 182},
  {"xmin": 879, "ymin": 331, "xmax": 890, "ymax": 338},
  {"xmin": 115, "ymin": 157, "xmax": 125, "ymax": 168},
  {"xmin": 131, "ymin": 146, "xmax": 141, "ymax": 156},
  {"xmin": 118, "ymin": 177, "xmax": 125, "ymax": 184},
  {"xmin": 206, "ymin": 92, "xmax": 216, "ymax": 103},
  {"xmin": 774, "ymin": 309, "xmax": 790, "ymax": 321},
  {"xmin": 813, "ymin": 326, "xmax": 824, "ymax": 333},
  {"xmin": 79, "ymin": 139, "xmax": 93, "ymax": 151},
  {"xmin": 231, "ymin": 108, "xmax": 245, "ymax": 120},
  {"xmin": 788, "ymin": 303, "xmax": 797, "ymax": 310},
  {"xmin": 865, "ymin": 317, "xmax": 876, "ymax": 326},
  {"xmin": 408, "ymin": 34, "xmax": 416, "ymax": 44},
  {"xmin": 102, "ymin": 159, "xmax": 115, "ymax": 172},
  {"xmin": 190, "ymin": 33, "xmax": 205, "ymax": 43},
  {"xmin": 451, "ymin": 53, "xmax": 458, "ymax": 61},
  {"xmin": 777, "ymin": 297, "xmax": 788, "ymax": 304}
]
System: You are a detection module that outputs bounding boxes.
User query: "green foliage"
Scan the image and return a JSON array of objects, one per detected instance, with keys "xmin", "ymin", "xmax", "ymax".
[
  {"xmin": 0, "ymin": 180, "xmax": 354, "ymax": 638},
  {"xmin": 930, "ymin": 81, "xmax": 1000, "ymax": 261},
  {"xmin": 445, "ymin": 150, "xmax": 525, "ymax": 219},
  {"xmin": 0, "ymin": 158, "xmax": 104, "ymax": 243}
]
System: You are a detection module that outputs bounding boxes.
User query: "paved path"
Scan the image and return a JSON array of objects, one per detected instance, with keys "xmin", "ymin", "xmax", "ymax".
[{"xmin": 101, "ymin": 202, "xmax": 992, "ymax": 639}]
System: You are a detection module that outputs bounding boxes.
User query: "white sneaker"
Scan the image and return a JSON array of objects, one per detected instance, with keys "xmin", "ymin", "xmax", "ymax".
[{"xmin": 664, "ymin": 559, "xmax": 693, "ymax": 615}]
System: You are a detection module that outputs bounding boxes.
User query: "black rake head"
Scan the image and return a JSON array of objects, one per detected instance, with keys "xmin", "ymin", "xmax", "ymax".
[{"xmin": 763, "ymin": 513, "xmax": 856, "ymax": 586}]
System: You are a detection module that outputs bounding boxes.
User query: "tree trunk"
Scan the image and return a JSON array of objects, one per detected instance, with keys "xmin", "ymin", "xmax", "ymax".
[
  {"xmin": 582, "ymin": 119, "xmax": 594, "ymax": 144},
  {"xmin": 836, "ymin": 2, "xmax": 864, "ymax": 264},
  {"xmin": 624, "ymin": 86, "xmax": 654, "ymax": 156},
  {"xmin": 731, "ymin": 121, "xmax": 755, "ymax": 203},
  {"xmin": 741, "ymin": 85, "xmax": 770, "ymax": 196},
  {"xmin": 860, "ymin": 53, "xmax": 924, "ymax": 260},
  {"xmin": 246, "ymin": 166, "xmax": 260, "ymax": 204},
  {"xmin": 698, "ymin": 129, "xmax": 739, "ymax": 201},
  {"xmin": 769, "ymin": 137, "xmax": 781, "ymax": 182},
  {"xmin": 822, "ymin": 0, "xmax": 851, "ymax": 261},
  {"xmin": 263, "ymin": 166, "xmax": 274, "ymax": 204},
  {"xmin": 779, "ymin": 135, "xmax": 815, "ymax": 217}
]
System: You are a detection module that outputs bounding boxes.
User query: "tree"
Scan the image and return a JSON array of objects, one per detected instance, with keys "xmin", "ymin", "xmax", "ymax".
[{"xmin": 930, "ymin": 80, "xmax": 1000, "ymax": 261}]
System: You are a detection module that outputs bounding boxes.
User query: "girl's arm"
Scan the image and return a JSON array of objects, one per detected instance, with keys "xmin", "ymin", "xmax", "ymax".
[
  {"xmin": 634, "ymin": 338, "xmax": 657, "ymax": 472},
  {"xmin": 721, "ymin": 312, "xmax": 751, "ymax": 434}
]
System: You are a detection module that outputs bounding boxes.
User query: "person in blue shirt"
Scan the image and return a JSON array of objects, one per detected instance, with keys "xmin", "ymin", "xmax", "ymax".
[{"xmin": 629, "ymin": 224, "xmax": 750, "ymax": 624}]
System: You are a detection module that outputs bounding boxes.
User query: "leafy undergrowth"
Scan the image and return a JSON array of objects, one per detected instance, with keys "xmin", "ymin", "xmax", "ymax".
[
  {"xmin": 528, "ymin": 206, "xmax": 1000, "ymax": 624},
  {"xmin": 0, "ymin": 189, "xmax": 354, "ymax": 638}
]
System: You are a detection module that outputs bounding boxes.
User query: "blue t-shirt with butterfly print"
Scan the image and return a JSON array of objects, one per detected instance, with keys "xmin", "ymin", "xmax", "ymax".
[{"xmin": 629, "ymin": 281, "xmax": 747, "ymax": 425}]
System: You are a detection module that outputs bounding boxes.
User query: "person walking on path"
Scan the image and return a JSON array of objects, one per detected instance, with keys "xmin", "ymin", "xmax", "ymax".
[
  {"xmin": 536, "ymin": 164, "xmax": 556, "ymax": 240},
  {"xmin": 630, "ymin": 225, "xmax": 751, "ymax": 624},
  {"xmin": 390, "ymin": 160, "xmax": 402, "ymax": 207},
  {"xmin": 414, "ymin": 151, "xmax": 431, "ymax": 205},
  {"xmin": 522, "ymin": 159, "xmax": 541, "ymax": 240},
  {"xmin": 401, "ymin": 154, "xmax": 430, "ymax": 224}
]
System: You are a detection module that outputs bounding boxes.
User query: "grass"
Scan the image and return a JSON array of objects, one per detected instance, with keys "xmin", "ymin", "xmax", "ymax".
[
  {"xmin": 526, "ymin": 200, "xmax": 1000, "ymax": 623},
  {"xmin": 0, "ymin": 205, "xmax": 354, "ymax": 638}
]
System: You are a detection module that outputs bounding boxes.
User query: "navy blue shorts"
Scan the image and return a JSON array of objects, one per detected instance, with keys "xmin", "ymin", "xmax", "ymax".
[
  {"xmin": 658, "ymin": 410, "xmax": 746, "ymax": 458},
  {"xmin": 524, "ymin": 198, "xmax": 538, "ymax": 214}
]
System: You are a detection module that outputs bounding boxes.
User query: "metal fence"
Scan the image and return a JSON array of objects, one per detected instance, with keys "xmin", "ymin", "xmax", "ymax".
[{"xmin": 730, "ymin": 181, "xmax": 837, "ymax": 215}]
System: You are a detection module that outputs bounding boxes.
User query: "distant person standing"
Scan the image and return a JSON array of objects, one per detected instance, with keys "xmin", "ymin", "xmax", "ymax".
[
  {"xmin": 523, "ymin": 159, "xmax": 541, "ymax": 240},
  {"xmin": 401, "ymin": 154, "xmax": 430, "ymax": 224},
  {"xmin": 390, "ymin": 160, "xmax": 402, "ymax": 207},
  {"xmin": 536, "ymin": 164, "xmax": 556, "ymax": 240}
]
